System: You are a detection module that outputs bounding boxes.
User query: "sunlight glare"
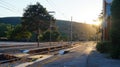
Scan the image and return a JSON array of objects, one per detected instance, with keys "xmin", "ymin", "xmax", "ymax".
[{"xmin": 86, "ymin": 20, "xmax": 101, "ymax": 26}]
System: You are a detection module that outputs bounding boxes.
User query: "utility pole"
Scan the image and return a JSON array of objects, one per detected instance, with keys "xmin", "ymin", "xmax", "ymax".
[
  {"xmin": 37, "ymin": 21, "xmax": 40, "ymax": 47},
  {"xmin": 50, "ymin": 16, "xmax": 52, "ymax": 47},
  {"xmin": 37, "ymin": 28, "xmax": 40, "ymax": 47},
  {"xmin": 70, "ymin": 16, "xmax": 73, "ymax": 45},
  {"xmin": 48, "ymin": 11, "xmax": 55, "ymax": 47}
]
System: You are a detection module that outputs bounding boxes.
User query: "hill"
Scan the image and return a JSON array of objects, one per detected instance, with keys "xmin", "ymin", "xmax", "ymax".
[
  {"xmin": 0, "ymin": 17, "xmax": 21, "ymax": 25},
  {"xmin": 0, "ymin": 17, "xmax": 96, "ymax": 41},
  {"xmin": 56, "ymin": 20, "xmax": 96, "ymax": 41}
]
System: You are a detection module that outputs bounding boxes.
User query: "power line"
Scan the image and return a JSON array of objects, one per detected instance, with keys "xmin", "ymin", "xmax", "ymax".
[
  {"xmin": 0, "ymin": 5, "xmax": 14, "ymax": 12},
  {"xmin": 0, "ymin": 0, "xmax": 15, "ymax": 8},
  {"xmin": 50, "ymin": 0, "xmax": 68, "ymax": 18},
  {"xmin": 0, "ymin": 0, "xmax": 21, "ymax": 14},
  {"xmin": 45, "ymin": 0, "xmax": 68, "ymax": 19}
]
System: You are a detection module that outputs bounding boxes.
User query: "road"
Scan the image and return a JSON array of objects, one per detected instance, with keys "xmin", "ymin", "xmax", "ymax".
[{"xmin": 27, "ymin": 41, "xmax": 96, "ymax": 67}]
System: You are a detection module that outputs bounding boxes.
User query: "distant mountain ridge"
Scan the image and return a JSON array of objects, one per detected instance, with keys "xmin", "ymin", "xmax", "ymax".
[
  {"xmin": 0, "ymin": 17, "xmax": 96, "ymax": 41},
  {"xmin": 0, "ymin": 17, "xmax": 21, "ymax": 25},
  {"xmin": 56, "ymin": 20, "xmax": 96, "ymax": 40}
]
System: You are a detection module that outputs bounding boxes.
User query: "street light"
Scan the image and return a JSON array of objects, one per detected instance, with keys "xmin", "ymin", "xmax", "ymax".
[
  {"xmin": 48, "ymin": 11, "xmax": 55, "ymax": 47},
  {"xmin": 70, "ymin": 16, "xmax": 73, "ymax": 45},
  {"xmin": 48, "ymin": 11, "xmax": 55, "ymax": 14}
]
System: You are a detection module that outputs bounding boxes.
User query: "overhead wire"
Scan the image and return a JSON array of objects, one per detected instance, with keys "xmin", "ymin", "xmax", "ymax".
[
  {"xmin": 0, "ymin": 0, "xmax": 21, "ymax": 14},
  {"xmin": 50, "ymin": 0, "xmax": 68, "ymax": 17},
  {"xmin": 45, "ymin": 0, "xmax": 71, "ymax": 42},
  {"xmin": 45, "ymin": 0, "xmax": 69, "ymax": 20},
  {"xmin": 0, "ymin": 5, "xmax": 14, "ymax": 12},
  {"xmin": 0, "ymin": 0, "xmax": 69, "ymax": 19},
  {"xmin": 0, "ymin": 0, "xmax": 16, "ymax": 8}
]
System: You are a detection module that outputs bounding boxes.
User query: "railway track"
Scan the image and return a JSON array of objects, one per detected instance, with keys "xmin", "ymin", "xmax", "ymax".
[{"xmin": 0, "ymin": 42, "xmax": 77, "ymax": 66}]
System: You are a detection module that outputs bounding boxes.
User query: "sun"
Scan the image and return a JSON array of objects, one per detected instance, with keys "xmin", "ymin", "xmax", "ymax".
[{"xmin": 86, "ymin": 20, "xmax": 101, "ymax": 26}]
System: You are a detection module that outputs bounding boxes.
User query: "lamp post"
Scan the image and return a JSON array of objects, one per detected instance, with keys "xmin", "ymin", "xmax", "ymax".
[
  {"xmin": 48, "ymin": 11, "xmax": 55, "ymax": 47},
  {"xmin": 70, "ymin": 16, "xmax": 73, "ymax": 45}
]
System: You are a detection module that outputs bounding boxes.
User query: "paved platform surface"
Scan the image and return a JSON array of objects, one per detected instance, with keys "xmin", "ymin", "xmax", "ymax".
[
  {"xmin": 1, "ymin": 41, "xmax": 119, "ymax": 67},
  {"xmin": 27, "ymin": 42, "xmax": 96, "ymax": 67},
  {"xmin": 88, "ymin": 50, "xmax": 120, "ymax": 67},
  {"xmin": 27, "ymin": 41, "xmax": 120, "ymax": 67}
]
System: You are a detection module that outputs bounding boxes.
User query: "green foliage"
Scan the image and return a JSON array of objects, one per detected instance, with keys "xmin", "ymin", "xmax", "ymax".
[
  {"xmin": 9, "ymin": 24, "xmax": 22, "ymax": 40},
  {"xmin": 0, "ymin": 23, "xmax": 9, "ymax": 37},
  {"xmin": 22, "ymin": 2, "xmax": 52, "ymax": 32},
  {"xmin": 96, "ymin": 41, "xmax": 111, "ymax": 53},
  {"xmin": 110, "ymin": 0, "xmax": 120, "ymax": 59},
  {"xmin": 29, "ymin": 32, "xmax": 37, "ymax": 42},
  {"xmin": 0, "ymin": 23, "xmax": 15, "ymax": 40},
  {"xmin": 21, "ymin": 2, "xmax": 55, "ymax": 43},
  {"xmin": 1, "ymin": 17, "xmax": 97, "ymax": 41},
  {"xmin": 111, "ymin": 0, "xmax": 120, "ymax": 43},
  {"xmin": 14, "ymin": 25, "xmax": 32, "ymax": 41},
  {"xmin": 41, "ymin": 30, "xmax": 50, "ymax": 41},
  {"xmin": 96, "ymin": 41, "xmax": 120, "ymax": 59},
  {"xmin": 110, "ymin": 45, "xmax": 120, "ymax": 59},
  {"xmin": 59, "ymin": 32, "xmax": 68, "ymax": 41},
  {"xmin": 5, "ymin": 24, "xmax": 14, "ymax": 39},
  {"xmin": 5, "ymin": 24, "xmax": 32, "ymax": 41},
  {"xmin": 51, "ymin": 30, "xmax": 60, "ymax": 41},
  {"xmin": 41, "ymin": 30, "xmax": 60, "ymax": 42}
]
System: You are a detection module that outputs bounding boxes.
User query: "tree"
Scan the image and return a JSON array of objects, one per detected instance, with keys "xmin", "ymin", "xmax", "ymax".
[
  {"xmin": 5, "ymin": 24, "xmax": 14, "ymax": 40},
  {"xmin": 111, "ymin": 0, "xmax": 120, "ymax": 59},
  {"xmin": 22, "ymin": 2, "xmax": 53, "ymax": 46},
  {"xmin": 12, "ymin": 24, "xmax": 32, "ymax": 41},
  {"xmin": 42, "ymin": 30, "xmax": 60, "ymax": 42},
  {"xmin": 0, "ymin": 23, "xmax": 8, "ymax": 37},
  {"xmin": 5, "ymin": 24, "xmax": 32, "ymax": 41},
  {"xmin": 60, "ymin": 32, "xmax": 68, "ymax": 41}
]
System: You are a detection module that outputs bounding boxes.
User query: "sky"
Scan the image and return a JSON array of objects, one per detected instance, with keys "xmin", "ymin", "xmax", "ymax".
[{"xmin": 0, "ymin": 0, "xmax": 103, "ymax": 24}]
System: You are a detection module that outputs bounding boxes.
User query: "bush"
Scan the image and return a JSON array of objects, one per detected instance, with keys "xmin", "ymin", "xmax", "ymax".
[
  {"xmin": 110, "ymin": 0, "xmax": 120, "ymax": 59},
  {"xmin": 110, "ymin": 44, "xmax": 120, "ymax": 59},
  {"xmin": 96, "ymin": 41, "xmax": 120, "ymax": 59},
  {"xmin": 96, "ymin": 41, "xmax": 111, "ymax": 53}
]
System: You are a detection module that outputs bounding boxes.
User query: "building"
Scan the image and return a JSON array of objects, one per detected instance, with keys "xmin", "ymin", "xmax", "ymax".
[{"xmin": 102, "ymin": 0, "xmax": 113, "ymax": 41}]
